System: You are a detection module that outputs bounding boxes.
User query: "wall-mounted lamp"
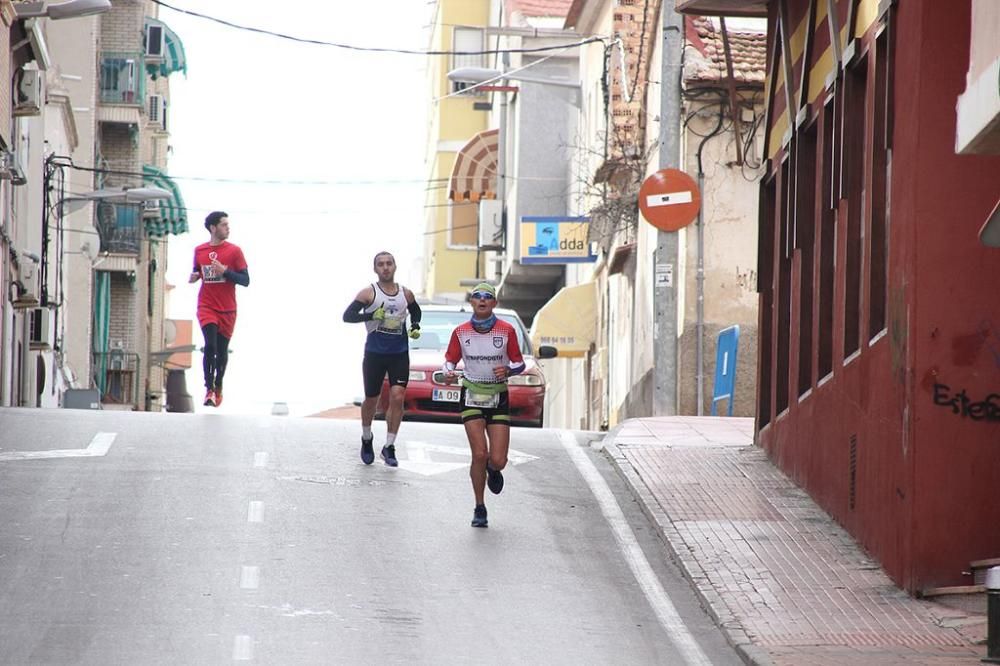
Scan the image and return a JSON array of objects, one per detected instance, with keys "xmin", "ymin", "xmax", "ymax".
[{"xmin": 13, "ymin": 0, "xmax": 111, "ymax": 20}]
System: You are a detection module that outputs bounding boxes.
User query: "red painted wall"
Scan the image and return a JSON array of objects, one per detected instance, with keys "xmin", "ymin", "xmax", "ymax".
[{"xmin": 757, "ymin": 0, "xmax": 1000, "ymax": 592}]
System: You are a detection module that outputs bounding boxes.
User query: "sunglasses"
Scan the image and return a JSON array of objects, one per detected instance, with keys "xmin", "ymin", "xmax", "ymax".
[{"xmin": 471, "ymin": 291, "xmax": 496, "ymax": 300}]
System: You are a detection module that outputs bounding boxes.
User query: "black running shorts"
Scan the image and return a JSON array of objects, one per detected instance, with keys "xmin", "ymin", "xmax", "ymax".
[
  {"xmin": 459, "ymin": 386, "xmax": 511, "ymax": 426},
  {"xmin": 362, "ymin": 352, "xmax": 410, "ymax": 398}
]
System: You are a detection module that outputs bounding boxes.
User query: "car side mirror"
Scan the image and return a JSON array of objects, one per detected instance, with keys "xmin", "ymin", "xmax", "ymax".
[{"xmin": 537, "ymin": 345, "xmax": 558, "ymax": 359}]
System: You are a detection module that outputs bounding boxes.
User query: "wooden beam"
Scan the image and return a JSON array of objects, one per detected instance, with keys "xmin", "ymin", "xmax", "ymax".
[
  {"xmin": 777, "ymin": 0, "xmax": 796, "ymax": 128},
  {"xmin": 761, "ymin": 15, "xmax": 783, "ymax": 165},
  {"xmin": 825, "ymin": 0, "xmax": 842, "ymax": 71},
  {"xmin": 719, "ymin": 16, "xmax": 745, "ymax": 165},
  {"xmin": 797, "ymin": 0, "xmax": 818, "ymax": 118}
]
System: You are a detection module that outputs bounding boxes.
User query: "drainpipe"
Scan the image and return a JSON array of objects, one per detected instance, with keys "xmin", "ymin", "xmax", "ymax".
[
  {"xmin": 695, "ymin": 106, "xmax": 725, "ymax": 415},
  {"xmin": 986, "ymin": 566, "xmax": 1000, "ymax": 664}
]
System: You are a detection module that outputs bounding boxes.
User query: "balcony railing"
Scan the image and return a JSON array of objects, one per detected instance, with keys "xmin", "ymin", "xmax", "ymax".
[
  {"xmin": 99, "ymin": 52, "xmax": 145, "ymax": 105},
  {"xmin": 93, "ymin": 351, "xmax": 141, "ymax": 407},
  {"xmin": 96, "ymin": 203, "xmax": 141, "ymax": 254}
]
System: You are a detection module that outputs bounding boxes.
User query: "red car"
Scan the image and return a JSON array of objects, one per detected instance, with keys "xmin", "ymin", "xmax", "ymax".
[{"xmin": 374, "ymin": 304, "xmax": 555, "ymax": 428}]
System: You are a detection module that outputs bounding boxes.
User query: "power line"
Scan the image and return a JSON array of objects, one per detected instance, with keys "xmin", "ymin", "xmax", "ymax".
[
  {"xmin": 151, "ymin": 0, "xmax": 604, "ymax": 56},
  {"xmin": 56, "ymin": 160, "xmax": 449, "ymax": 187}
]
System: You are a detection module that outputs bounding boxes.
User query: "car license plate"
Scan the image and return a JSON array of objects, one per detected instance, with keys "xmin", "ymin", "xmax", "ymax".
[{"xmin": 432, "ymin": 388, "xmax": 461, "ymax": 403}]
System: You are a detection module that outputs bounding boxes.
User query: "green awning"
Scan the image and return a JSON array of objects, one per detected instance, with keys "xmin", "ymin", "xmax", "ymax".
[
  {"xmin": 142, "ymin": 164, "xmax": 187, "ymax": 237},
  {"xmin": 144, "ymin": 17, "xmax": 187, "ymax": 79}
]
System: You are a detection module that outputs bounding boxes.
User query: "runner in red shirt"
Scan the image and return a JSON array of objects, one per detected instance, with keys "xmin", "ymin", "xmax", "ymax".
[{"xmin": 188, "ymin": 211, "xmax": 249, "ymax": 407}]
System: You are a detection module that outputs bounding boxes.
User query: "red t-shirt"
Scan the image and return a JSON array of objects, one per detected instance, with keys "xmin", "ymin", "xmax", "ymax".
[{"xmin": 193, "ymin": 241, "xmax": 248, "ymax": 313}]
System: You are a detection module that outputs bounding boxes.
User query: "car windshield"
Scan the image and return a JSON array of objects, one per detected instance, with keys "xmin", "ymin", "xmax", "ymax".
[{"xmin": 411, "ymin": 310, "xmax": 532, "ymax": 355}]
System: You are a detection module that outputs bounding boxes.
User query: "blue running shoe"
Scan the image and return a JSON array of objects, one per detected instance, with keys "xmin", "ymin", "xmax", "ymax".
[
  {"xmin": 381, "ymin": 444, "xmax": 398, "ymax": 467},
  {"xmin": 486, "ymin": 464, "xmax": 504, "ymax": 495},
  {"xmin": 360, "ymin": 436, "xmax": 374, "ymax": 465},
  {"xmin": 471, "ymin": 504, "xmax": 488, "ymax": 528}
]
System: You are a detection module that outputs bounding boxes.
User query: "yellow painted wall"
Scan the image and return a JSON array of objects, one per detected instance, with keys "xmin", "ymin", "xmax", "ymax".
[{"xmin": 422, "ymin": 0, "xmax": 492, "ymax": 299}]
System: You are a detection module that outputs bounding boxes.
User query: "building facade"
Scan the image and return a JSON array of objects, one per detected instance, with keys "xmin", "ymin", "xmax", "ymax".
[{"xmin": 685, "ymin": 0, "xmax": 1000, "ymax": 592}]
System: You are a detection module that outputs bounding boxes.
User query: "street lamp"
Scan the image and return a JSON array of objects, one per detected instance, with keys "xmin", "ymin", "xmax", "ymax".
[{"xmin": 14, "ymin": 0, "xmax": 111, "ymax": 20}]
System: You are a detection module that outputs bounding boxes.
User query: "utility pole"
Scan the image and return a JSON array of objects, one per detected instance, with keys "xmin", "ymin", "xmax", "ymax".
[{"xmin": 653, "ymin": 4, "xmax": 684, "ymax": 416}]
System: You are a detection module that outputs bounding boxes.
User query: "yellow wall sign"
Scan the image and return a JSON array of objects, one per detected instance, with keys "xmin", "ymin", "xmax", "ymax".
[{"xmin": 519, "ymin": 216, "xmax": 597, "ymax": 264}]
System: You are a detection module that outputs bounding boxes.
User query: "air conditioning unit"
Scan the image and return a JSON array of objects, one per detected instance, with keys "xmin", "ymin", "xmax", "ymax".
[
  {"xmin": 142, "ymin": 198, "xmax": 160, "ymax": 217},
  {"xmin": 13, "ymin": 68, "xmax": 42, "ymax": 116},
  {"xmin": 478, "ymin": 199, "xmax": 504, "ymax": 250},
  {"xmin": 148, "ymin": 94, "xmax": 168, "ymax": 130},
  {"xmin": 29, "ymin": 307, "xmax": 52, "ymax": 350},
  {"xmin": 0, "ymin": 151, "xmax": 26, "ymax": 185},
  {"xmin": 145, "ymin": 23, "xmax": 165, "ymax": 59},
  {"xmin": 12, "ymin": 259, "xmax": 39, "ymax": 308}
]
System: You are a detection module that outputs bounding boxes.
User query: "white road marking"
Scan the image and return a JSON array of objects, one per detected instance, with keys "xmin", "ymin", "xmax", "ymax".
[
  {"xmin": 398, "ymin": 441, "xmax": 538, "ymax": 476},
  {"xmin": 247, "ymin": 501, "xmax": 264, "ymax": 523},
  {"xmin": 558, "ymin": 431, "xmax": 712, "ymax": 666},
  {"xmin": 253, "ymin": 452, "xmax": 268, "ymax": 468},
  {"xmin": 233, "ymin": 634, "xmax": 253, "ymax": 661},
  {"xmin": 0, "ymin": 432, "xmax": 116, "ymax": 462},
  {"xmin": 240, "ymin": 566, "xmax": 260, "ymax": 590}
]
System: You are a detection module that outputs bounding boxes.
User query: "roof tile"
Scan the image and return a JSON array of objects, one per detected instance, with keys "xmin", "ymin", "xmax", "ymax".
[{"xmin": 685, "ymin": 16, "xmax": 766, "ymax": 84}]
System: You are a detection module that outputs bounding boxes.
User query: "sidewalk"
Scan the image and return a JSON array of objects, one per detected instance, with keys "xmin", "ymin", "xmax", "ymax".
[{"xmin": 603, "ymin": 416, "xmax": 988, "ymax": 665}]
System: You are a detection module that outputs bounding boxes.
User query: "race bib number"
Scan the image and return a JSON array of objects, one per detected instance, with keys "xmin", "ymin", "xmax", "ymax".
[
  {"xmin": 465, "ymin": 390, "xmax": 500, "ymax": 409},
  {"xmin": 201, "ymin": 264, "xmax": 223, "ymax": 283},
  {"xmin": 377, "ymin": 314, "xmax": 404, "ymax": 335}
]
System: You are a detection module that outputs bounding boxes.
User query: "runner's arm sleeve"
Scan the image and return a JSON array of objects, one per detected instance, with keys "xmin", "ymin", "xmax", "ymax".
[
  {"xmin": 223, "ymin": 268, "xmax": 250, "ymax": 287},
  {"xmin": 342, "ymin": 300, "xmax": 372, "ymax": 323},
  {"xmin": 406, "ymin": 300, "xmax": 422, "ymax": 328},
  {"xmin": 507, "ymin": 333, "xmax": 526, "ymax": 376}
]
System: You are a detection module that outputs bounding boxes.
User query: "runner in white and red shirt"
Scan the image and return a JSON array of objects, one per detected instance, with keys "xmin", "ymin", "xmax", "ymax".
[{"xmin": 442, "ymin": 282, "xmax": 526, "ymax": 528}]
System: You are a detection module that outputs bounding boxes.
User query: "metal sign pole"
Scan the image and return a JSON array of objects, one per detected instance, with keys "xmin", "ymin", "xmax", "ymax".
[{"xmin": 653, "ymin": 5, "xmax": 684, "ymax": 416}]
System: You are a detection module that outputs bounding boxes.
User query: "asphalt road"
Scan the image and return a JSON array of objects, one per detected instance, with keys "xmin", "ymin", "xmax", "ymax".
[{"xmin": 0, "ymin": 407, "xmax": 741, "ymax": 665}]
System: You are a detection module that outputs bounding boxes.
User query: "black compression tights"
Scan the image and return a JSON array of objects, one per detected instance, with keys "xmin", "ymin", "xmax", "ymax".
[{"xmin": 202, "ymin": 324, "xmax": 231, "ymax": 390}]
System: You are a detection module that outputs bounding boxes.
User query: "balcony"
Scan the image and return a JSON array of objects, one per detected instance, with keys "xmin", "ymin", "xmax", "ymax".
[
  {"xmin": 93, "ymin": 351, "xmax": 140, "ymax": 407},
  {"xmin": 99, "ymin": 52, "xmax": 145, "ymax": 106},
  {"xmin": 96, "ymin": 203, "xmax": 141, "ymax": 255}
]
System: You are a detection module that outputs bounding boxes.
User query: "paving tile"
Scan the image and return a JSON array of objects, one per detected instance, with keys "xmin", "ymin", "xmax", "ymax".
[{"xmin": 605, "ymin": 417, "xmax": 988, "ymax": 665}]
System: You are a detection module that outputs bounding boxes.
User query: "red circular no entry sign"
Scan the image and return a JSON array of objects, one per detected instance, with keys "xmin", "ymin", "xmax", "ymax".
[{"xmin": 638, "ymin": 168, "xmax": 701, "ymax": 232}]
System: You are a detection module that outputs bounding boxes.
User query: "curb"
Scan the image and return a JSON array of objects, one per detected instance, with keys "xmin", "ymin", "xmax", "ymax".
[{"xmin": 600, "ymin": 422, "xmax": 773, "ymax": 666}]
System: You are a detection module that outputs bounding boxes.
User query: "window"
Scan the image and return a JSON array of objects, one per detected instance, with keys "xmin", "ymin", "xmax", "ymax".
[
  {"xmin": 758, "ymin": 177, "xmax": 777, "ymax": 426},
  {"xmin": 796, "ymin": 123, "xmax": 818, "ymax": 396},
  {"xmin": 776, "ymin": 158, "xmax": 792, "ymax": 414},
  {"xmin": 449, "ymin": 202, "xmax": 478, "ymax": 247},
  {"xmin": 869, "ymin": 29, "xmax": 891, "ymax": 339},
  {"xmin": 818, "ymin": 97, "xmax": 836, "ymax": 379},
  {"xmin": 451, "ymin": 27, "xmax": 485, "ymax": 95},
  {"xmin": 842, "ymin": 55, "xmax": 868, "ymax": 359}
]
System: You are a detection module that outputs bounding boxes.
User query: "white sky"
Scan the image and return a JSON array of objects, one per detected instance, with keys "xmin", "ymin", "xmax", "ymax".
[{"xmin": 162, "ymin": 1, "xmax": 433, "ymax": 416}]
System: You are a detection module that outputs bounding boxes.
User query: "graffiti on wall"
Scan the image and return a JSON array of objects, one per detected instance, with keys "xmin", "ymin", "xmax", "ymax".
[
  {"xmin": 735, "ymin": 266, "xmax": 757, "ymax": 292},
  {"xmin": 932, "ymin": 383, "xmax": 1000, "ymax": 422}
]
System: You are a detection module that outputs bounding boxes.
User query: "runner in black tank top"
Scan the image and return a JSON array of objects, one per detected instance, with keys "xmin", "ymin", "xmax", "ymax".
[{"xmin": 342, "ymin": 251, "xmax": 422, "ymax": 466}]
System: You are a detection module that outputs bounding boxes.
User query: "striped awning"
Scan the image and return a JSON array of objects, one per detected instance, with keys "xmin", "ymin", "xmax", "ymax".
[
  {"xmin": 449, "ymin": 129, "xmax": 498, "ymax": 202},
  {"xmin": 144, "ymin": 18, "xmax": 187, "ymax": 79},
  {"xmin": 142, "ymin": 164, "xmax": 187, "ymax": 237}
]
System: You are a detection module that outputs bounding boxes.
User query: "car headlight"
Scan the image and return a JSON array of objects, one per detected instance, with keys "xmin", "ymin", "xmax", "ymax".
[
  {"xmin": 508, "ymin": 373, "xmax": 543, "ymax": 386},
  {"xmin": 408, "ymin": 370, "xmax": 427, "ymax": 381}
]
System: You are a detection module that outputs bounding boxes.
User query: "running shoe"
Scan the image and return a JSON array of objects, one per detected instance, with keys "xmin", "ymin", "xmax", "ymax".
[
  {"xmin": 381, "ymin": 444, "xmax": 398, "ymax": 467},
  {"xmin": 360, "ymin": 436, "xmax": 375, "ymax": 465},
  {"xmin": 486, "ymin": 464, "xmax": 504, "ymax": 495},
  {"xmin": 213, "ymin": 387, "xmax": 223, "ymax": 407},
  {"xmin": 203, "ymin": 389, "xmax": 216, "ymax": 407},
  {"xmin": 471, "ymin": 504, "xmax": 488, "ymax": 528}
]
